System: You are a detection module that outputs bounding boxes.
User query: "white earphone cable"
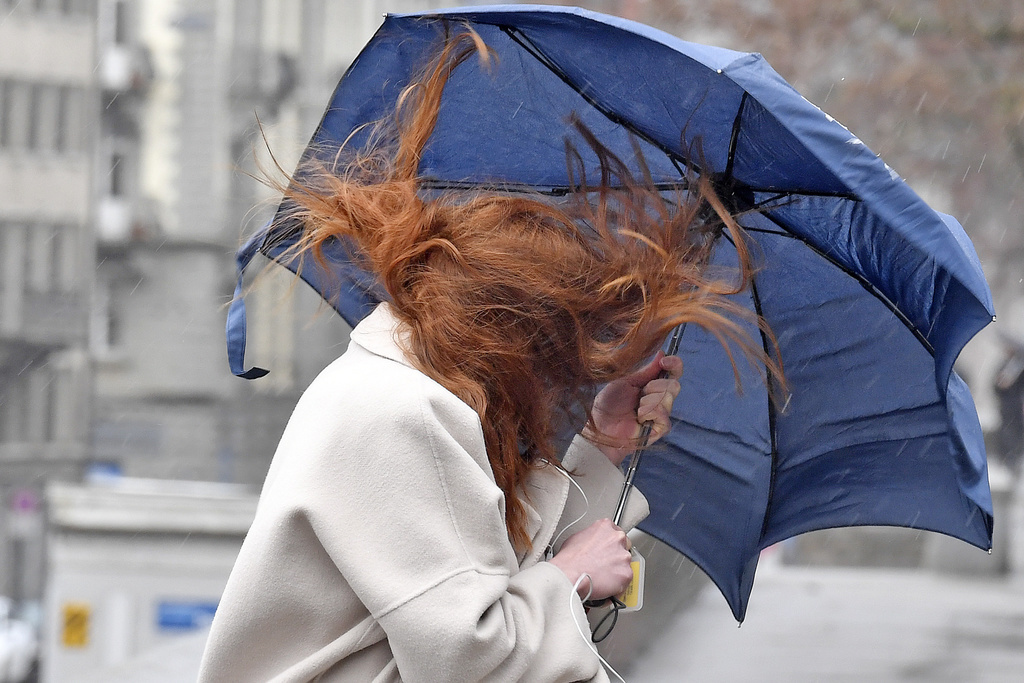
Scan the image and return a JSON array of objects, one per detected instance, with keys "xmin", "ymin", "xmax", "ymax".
[
  {"xmin": 549, "ymin": 467, "xmax": 591, "ymax": 554},
  {"xmin": 570, "ymin": 574, "xmax": 627, "ymax": 683}
]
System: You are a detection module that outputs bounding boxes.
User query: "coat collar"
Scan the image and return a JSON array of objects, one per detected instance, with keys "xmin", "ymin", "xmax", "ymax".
[{"xmin": 348, "ymin": 303, "xmax": 417, "ymax": 369}]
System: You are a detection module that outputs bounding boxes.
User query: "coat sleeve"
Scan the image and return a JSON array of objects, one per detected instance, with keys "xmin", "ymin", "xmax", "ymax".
[
  {"xmin": 553, "ymin": 436, "xmax": 650, "ymax": 554},
  {"xmin": 282, "ymin": 367, "xmax": 608, "ymax": 683}
]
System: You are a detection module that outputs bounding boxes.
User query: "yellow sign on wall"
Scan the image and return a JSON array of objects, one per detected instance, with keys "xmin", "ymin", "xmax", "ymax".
[{"xmin": 62, "ymin": 603, "xmax": 90, "ymax": 648}]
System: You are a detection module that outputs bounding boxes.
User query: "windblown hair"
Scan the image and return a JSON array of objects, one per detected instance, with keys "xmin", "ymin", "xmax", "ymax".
[{"xmin": 274, "ymin": 31, "xmax": 776, "ymax": 552}]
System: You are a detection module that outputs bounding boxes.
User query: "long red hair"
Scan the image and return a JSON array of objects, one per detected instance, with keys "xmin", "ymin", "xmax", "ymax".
[{"xmin": 275, "ymin": 31, "xmax": 776, "ymax": 552}]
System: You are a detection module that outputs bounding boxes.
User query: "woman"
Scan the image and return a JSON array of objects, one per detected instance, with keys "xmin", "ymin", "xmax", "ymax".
[{"xmin": 200, "ymin": 31, "xmax": 765, "ymax": 682}]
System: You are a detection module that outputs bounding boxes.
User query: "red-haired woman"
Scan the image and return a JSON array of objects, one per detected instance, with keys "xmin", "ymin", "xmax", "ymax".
[{"xmin": 200, "ymin": 32, "xmax": 763, "ymax": 683}]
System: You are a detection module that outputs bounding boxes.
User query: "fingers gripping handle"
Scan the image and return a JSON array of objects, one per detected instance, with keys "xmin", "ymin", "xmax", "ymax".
[{"xmin": 612, "ymin": 324, "xmax": 683, "ymax": 526}]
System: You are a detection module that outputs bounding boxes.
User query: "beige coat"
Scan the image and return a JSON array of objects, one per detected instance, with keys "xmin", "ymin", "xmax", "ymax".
[{"xmin": 198, "ymin": 304, "xmax": 648, "ymax": 682}]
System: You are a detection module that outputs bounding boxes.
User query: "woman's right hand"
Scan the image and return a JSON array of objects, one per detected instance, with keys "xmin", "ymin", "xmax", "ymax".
[{"xmin": 548, "ymin": 518, "xmax": 633, "ymax": 600}]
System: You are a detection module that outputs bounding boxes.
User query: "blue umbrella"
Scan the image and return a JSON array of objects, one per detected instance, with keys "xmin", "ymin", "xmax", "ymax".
[{"xmin": 226, "ymin": 5, "xmax": 995, "ymax": 622}]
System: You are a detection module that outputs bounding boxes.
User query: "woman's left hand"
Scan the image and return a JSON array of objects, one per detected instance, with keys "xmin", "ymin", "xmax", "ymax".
[{"xmin": 583, "ymin": 351, "xmax": 683, "ymax": 467}]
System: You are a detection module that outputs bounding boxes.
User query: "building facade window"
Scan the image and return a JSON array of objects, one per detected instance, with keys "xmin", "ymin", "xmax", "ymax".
[
  {"xmin": 0, "ymin": 222, "xmax": 77, "ymax": 302},
  {"xmin": 26, "ymin": 227, "xmax": 56, "ymax": 294},
  {"xmin": 24, "ymin": 225, "xmax": 75, "ymax": 295},
  {"xmin": 54, "ymin": 226, "xmax": 77, "ymax": 292},
  {"xmin": 0, "ymin": 222, "xmax": 27, "ymax": 333},
  {"xmin": 0, "ymin": 79, "xmax": 87, "ymax": 154},
  {"xmin": 0, "ymin": 81, "xmax": 6, "ymax": 147},
  {"xmin": 0, "ymin": 80, "xmax": 32, "ymax": 150},
  {"xmin": 112, "ymin": 0, "xmax": 127, "ymax": 44},
  {"xmin": 0, "ymin": 375, "xmax": 28, "ymax": 444},
  {"xmin": 0, "ymin": 363, "xmax": 57, "ymax": 444},
  {"xmin": 32, "ymin": 84, "xmax": 59, "ymax": 151},
  {"xmin": 1, "ymin": 0, "xmax": 95, "ymax": 17},
  {"xmin": 58, "ymin": 86, "xmax": 87, "ymax": 152},
  {"xmin": 109, "ymin": 151, "xmax": 125, "ymax": 196}
]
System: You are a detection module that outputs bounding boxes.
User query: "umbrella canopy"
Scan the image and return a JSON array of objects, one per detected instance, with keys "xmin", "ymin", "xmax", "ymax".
[{"xmin": 226, "ymin": 5, "xmax": 995, "ymax": 622}]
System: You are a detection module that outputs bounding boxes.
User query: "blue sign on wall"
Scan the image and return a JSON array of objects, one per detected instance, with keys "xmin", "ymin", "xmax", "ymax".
[{"xmin": 156, "ymin": 600, "xmax": 218, "ymax": 632}]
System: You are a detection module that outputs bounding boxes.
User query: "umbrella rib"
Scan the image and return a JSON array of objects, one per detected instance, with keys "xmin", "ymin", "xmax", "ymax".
[
  {"xmin": 721, "ymin": 232, "xmax": 779, "ymax": 543},
  {"xmin": 418, "ymin": 178, "xmax": 691, "ymax": 196},
  {"xmin": 752, "ymin": 188, "xmax": 858, "ymax": 200},
  {"xmin": 723, "ymin": 92, "xmax": 749, "ymax": 184},
  {"xmin": 751, "ymin": 193, "xmax": 792, "ymax": 210},
  {"xmin": 748, "ymin": 271, "xmax": 780, "ymax": 543},
  {"xmin": 753, "ymin": 212, "xmax": 937, "ymax": 356},
  {"xmin": 741, "ymin": 225, "xmax": 791, "ymax": 237}
]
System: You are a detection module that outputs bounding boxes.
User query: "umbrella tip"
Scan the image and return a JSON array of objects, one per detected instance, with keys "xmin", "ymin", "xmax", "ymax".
[{"xmin": 988, "ymin": 548, "xmax": 993, "ymax": 555}]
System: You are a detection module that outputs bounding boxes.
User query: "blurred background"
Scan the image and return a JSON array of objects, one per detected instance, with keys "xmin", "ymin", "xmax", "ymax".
[{"xmin": 0, "ymin": 1, "xmax": 1021, "ymax": 681}]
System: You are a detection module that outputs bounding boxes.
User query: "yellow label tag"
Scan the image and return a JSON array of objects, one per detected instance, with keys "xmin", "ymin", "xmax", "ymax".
[
  {"xmin": 617, "ymin": 549, "xmax": 645, "ymax": 612},
  {"xmin": 62, "ymin": 603, "xmax": 91, "ymax": 648}
]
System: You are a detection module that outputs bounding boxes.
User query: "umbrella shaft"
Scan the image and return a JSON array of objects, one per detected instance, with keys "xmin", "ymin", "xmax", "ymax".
[{"xmin": 613, "ymin": 421, "xmax": 654, "ymax": 526}]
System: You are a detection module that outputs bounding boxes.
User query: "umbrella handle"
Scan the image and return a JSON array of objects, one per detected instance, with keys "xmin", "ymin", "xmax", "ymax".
[{"xmin": 612, "ymin": 325, "xmax": 684, "ymax": 526}]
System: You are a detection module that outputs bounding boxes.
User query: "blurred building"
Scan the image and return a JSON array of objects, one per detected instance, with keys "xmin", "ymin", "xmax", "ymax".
[
  {"xmin": 5, "ymin": 0, "xmax": 463, "ymax": 676},
  {"xmin": 88, "ymin": 0, "xmax": 359, "ymax": 489},
  {"xmin": 0, "ymin": 0, "xmax": 97, "ymax": 616},
  {"xmin": 88, "ymin": 0, "xmax": 468, "ymax": 483}
]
